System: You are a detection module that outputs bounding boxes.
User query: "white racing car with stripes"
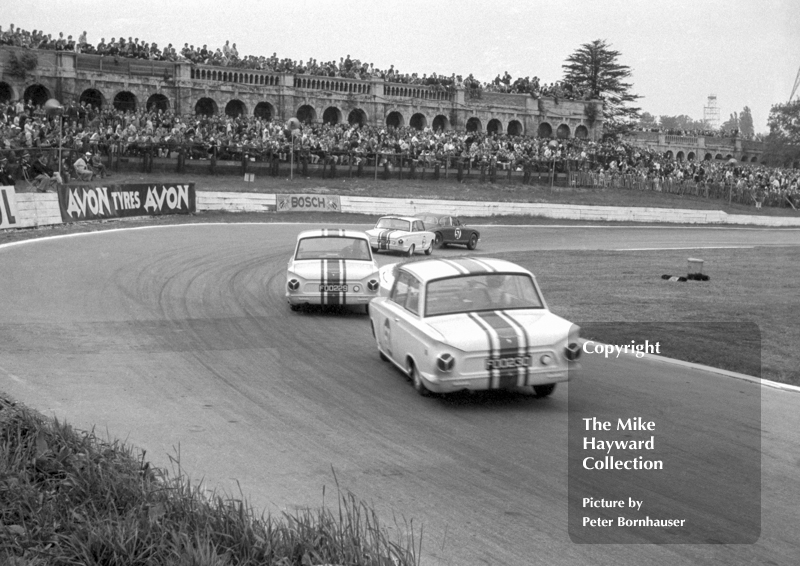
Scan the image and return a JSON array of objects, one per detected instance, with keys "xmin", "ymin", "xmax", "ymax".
[
  {"xmin": 366, "ymin": 216, "xmax": 435, "ymax": 256},
  {"xmin": 368, "ymin": 257, "xmax": 581, "ymax": 396},
  {"xmin": 286, "ymin": 229, "xmax": 380, "ymax": 313}
]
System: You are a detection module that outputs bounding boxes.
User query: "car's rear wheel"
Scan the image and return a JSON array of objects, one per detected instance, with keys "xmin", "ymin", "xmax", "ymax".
[
  {"xmin": 424, "ymin": 241, "xmax": 433, "ymax": 255},
  {"xmin": 409, "ymin": 360, "xmax": 431, "ymax": 396},
  {"xmin": 467, "ymin": 233, "xmax": 478, "ymax": 250},
  {"xmin": 533, "ymin": 383, "xmax": 556, "ymax": 397},
  {"xmin": 434, "ymin": 232, "xmax": 443, "ymax": 248},
  {"xmin": 406, "ymin": 244, "xmax": 415, "ymax": 257}
]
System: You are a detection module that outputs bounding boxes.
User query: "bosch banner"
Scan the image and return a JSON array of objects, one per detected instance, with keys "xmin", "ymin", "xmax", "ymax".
[
  {"xmin": 1, "ymin": 186, "xmax": 19, "ymax": 229},
  {"xmin": 277, "ymin": 194, "xmax": 340, "ymax": 212},
  {"xmin": 58, "ymin": 184, "xmax": 196, "ymax": 222}
]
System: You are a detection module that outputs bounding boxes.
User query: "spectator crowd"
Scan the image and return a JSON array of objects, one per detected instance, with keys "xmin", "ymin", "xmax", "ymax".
[
  {"xmin": 1, "ymin": 96, "xmax": 797, "ymax": 208},
  {"xmin": 0, "ymin": 22, "xmax": 797, "ymax": 206},
  {"xmin": 0, "ymin": 22, "xmax": 589, "ymax": 100}
]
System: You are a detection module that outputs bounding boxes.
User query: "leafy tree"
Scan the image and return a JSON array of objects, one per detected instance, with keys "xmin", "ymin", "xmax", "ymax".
[
  {"xmin": 739, "ymin": 106, "xmax": 754, "ymax": 137},
  {"xmin": 658, "ymin": 114, "xmax": 705, "ymax": 131},
  {"xmin": 762, "ymin": 99, "xmax": 800, "ymax": 167},
  {"xmin": 562, "ymin": 39, "xmax": 641, "ymax": 127},
  {"xmin": 636, "ymin": 112, "xmax": 657, "ymax": 129},
  {"xmin": 721, "ymin": 112, "xmax": 739, "ymax": 132}
]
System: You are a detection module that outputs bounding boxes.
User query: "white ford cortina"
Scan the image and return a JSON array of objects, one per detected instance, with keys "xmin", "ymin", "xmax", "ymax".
[
  {"xmin": 365, "ymin": 216, "xmax": 435, "ymax": 256},
  {"xmin": 286, "ymin": 229, "xmax": 380, "ymax": 313},
  {"xmin": 368, "ymin": 257, "xmax": 581, "ymax": 396}
]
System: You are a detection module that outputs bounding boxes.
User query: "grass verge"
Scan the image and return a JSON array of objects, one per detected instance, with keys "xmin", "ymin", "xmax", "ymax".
[{"xmin": 0, "ymin": 397, "xmax": 421, "ymax": 566}]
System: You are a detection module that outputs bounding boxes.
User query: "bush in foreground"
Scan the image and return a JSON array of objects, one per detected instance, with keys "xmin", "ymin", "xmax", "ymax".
[{"xmin": 0, "ymin": 398, "xmax": 421, "ymax": 565}]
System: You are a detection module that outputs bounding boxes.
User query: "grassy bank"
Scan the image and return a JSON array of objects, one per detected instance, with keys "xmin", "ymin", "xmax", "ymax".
[{"xmin": 0, "ymin": 396, "xmax": 420, "ymax": 566}]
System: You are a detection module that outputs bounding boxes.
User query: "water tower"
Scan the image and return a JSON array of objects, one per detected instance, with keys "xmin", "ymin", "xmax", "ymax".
[{"xmin": 703, "ymin": 94, "xmax": 720, "ymax": 129}]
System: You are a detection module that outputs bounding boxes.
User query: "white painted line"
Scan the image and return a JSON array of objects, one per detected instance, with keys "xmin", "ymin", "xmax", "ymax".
[
  {"xmin": 613, "ymin": 246, "xmax": 756, "ymax": 251},
  {"xmin": 581, "ymin": 340, "xmax": 800, "ymax": 393}
]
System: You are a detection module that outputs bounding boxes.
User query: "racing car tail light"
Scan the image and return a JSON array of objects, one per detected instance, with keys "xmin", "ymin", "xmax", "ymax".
[
  {"xmin": 436, "ymin": 353, "xmax": 455, "ymax": 372},
  {"xmin": 540, "ymin": 354, "xmax": 553, "ymax": 366},
  {"xmin": 367, "ymin": 279, "xmax": 379, "ymax": 292},
  {"xmin": 287, "ymin": 279, "xmax": 300, "ymax": 291},
  {"xmin": 565, "ymin": 343, "xmax": 581, "ymax": 361}
]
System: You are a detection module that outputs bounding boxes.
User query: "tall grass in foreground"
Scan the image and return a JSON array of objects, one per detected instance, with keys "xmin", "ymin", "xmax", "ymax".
[{"xmin": 0, "ymin": 400, "xmax": 421, "ymax": 565}]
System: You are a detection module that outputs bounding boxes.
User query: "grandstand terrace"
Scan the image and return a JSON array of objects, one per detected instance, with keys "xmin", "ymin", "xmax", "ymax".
[{"xmin": 0, "ymin": 45, "xmax": 599, "ymax": 139}]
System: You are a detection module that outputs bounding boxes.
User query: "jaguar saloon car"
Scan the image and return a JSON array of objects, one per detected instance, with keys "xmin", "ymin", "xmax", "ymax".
[
  {"xmin": 368, "ymin": 257, "xmax": 580, "ymax": 396},
  {"xmin": 286, "ymin": 229, "xmax": 380, "ymax": 312},
  {"xmin": 415, "ymin": 213, "xmax": 481, "ymax": 250},
  {"xmin": 366, "ymin": 216, "xmax": 435, "ymax": 256}
]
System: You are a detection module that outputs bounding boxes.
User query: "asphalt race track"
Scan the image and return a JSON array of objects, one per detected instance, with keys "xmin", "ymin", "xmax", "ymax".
[{"xmin": 1, "ymin": 223, "xmax": 799, "ymax": 566}]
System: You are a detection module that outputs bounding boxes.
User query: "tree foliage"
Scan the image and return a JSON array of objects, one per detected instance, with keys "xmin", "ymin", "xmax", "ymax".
[
  {"xmin": 562, "ymin": 39, "xmax": 641, "ymax": 127},
  {"xmin": 721, "ymin": 112, "xmax": 739, "ymax": 132},
  {"xmin": 658, "ymin": 114, "xmax": 705, "ymax": 131},
  {"xmin": 762, "ymin": 99, "xmax": 800, "ymax": 167},
  {"xmin": 739, "ymin": 106, "xmax": 754, "ymax": 137}
]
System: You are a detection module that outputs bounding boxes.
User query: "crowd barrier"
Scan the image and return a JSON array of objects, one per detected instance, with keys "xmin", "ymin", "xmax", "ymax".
[{"xmin": 2, "ymin": 143, "xmax": 797, "ymax": 211}]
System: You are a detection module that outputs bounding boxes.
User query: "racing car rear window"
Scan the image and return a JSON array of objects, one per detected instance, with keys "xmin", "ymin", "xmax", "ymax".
[
  {"xmin": 425, "ymin": 273, "xmax": 544, "ymax": 316},
  {"xmin": 295, "ymin": 237, "xmax": 371, "ymax": 261},
  {"xmin": 375, "ymin": 218, "xmax": 411, "ymax": 231}
]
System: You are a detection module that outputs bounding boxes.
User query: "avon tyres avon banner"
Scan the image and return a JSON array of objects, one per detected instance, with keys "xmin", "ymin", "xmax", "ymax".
[{"xmin": 58, "ymin": 184, "xmax": 196, "ymax": 222}]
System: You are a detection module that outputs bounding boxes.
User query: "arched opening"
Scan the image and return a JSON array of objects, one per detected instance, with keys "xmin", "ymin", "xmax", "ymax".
[
  {"xmin": 348, "ymin": 108, "xmax": 366, "ymax": 126},
  {"xmin": 79, "ymin": 88, "xmax": 104, "ymax": 109},
  {"xmin": 225, "ymin": 99, "xmax": 246, "ymax": 117},
  {"xmin": 194, "ymin": 97, "xmax": 218, "ymax": 116},
  {"xmin": 740, "ymin": 155, "xmax": 749, "ymax": 162},
  {"xmin": 556, "ymin": 123, "xmax": 571, "ymax": 139},
  {"xmin": 537, "ymin": 122, "xmax": 553, "ymax": 138},
  {"xmin": 23, "ymin": 84, "xmax": 51, "ymax": 107},
  {"xmin": 714, "ymin": 153, "xmax": 723, "ymax": 160},
  {"xmin": 386, "ymin": 111, "xmax": 404, "ymax": 128},
  {"xmin": 146, "ymin": 93, "xmax": 170, "ymax": 113},
  {"xmin": 486, "ymin": 118, "xmax": 502, "ymax": 135},
  {"xmin": 113, "ymin": 91, "xmax": 137, "ymax": 112},
  {"xmin": 0, "ymin": 82, "xmax": 13, "ymax": 104},
  {"xmin": 750, "ymin": 156, "xmax": 758, "ymax": 163},
  {"xmin": 466, "ymin": 117, "xmax": 482, "ymax": 132},
  {"xmin": 687, "ymin": 151, "xmax": 695, "ymax": 161},
  {"xmin": 725, "ymin": 154, "xmax": 733, "ymax": 160},
  {"xmin": 432, "ymin": 114, "xmax": 449, "ymax": 132},
  {"xmin": 574, "ymin": 125, "xmax": 588, "ymax": 139},
  {"xmin": 323, "ymin": 106, "xmax": 342, "ymax": 125},
  {"xmin": 297, "ymin": 104, "xmax": 317, "ymax": 124},
  {"xmin": 676, "ymin": 151, "xmax": 685, "ymax": 161},
  {"xmin": 664, "ymin": 150, "xmax": 674, "ymax": 159},
  {"xmin": 254, "ymin": 102, "xmax": 274, "ymax": 120},
  {"xmin": 704, "ymin": 153, "xmax": 713, "ymax": 161},
  {"xmin": 410, "ymin": 113, "xmax": 427, "ymax": 130}
]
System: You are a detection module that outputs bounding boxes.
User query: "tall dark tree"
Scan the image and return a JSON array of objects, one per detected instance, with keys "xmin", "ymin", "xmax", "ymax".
[
  {"xmin": 721, "ymin": 112, "xmax": 739, "ymax": 132},
  {"xmin": 739, "ymin": 106, "xmax": 754, "ymax": 137},
  {"xmin": 562, "ymin": 39, "xmax": 641, "ymax": 128},
  {"xmin": 762, "ymin": 99, "xmax": 800, "ymax": 167}
]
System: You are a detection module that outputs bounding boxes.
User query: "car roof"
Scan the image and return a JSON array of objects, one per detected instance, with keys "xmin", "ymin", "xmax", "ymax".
[
  {"xmin": 399, "ymin": 257, "xmax": 531, "ymax": 281},
  {"xmin": 296, "ymin": 229, "xmax": 369, "ymax": 240},
  {"xmin": 414, "ymin": 213, "xmax": 454, "ymax": 219},
  {"xmin": 378, "ymin": 216, "xmax": 418, "ymax": 222}
]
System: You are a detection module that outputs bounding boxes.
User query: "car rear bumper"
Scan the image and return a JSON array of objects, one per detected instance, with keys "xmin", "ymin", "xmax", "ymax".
[
  {"xmin": 420, "ymin": 367, "xmax": 573, "ymax": 393},
  {"xmin": 286, "ymin": 293, "xmax": 374, "ymax": 305}
]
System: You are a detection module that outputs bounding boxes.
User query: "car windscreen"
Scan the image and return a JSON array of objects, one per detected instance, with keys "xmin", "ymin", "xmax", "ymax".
[
  {"xmin": 375, "ymin": 218, "xmax": 411, "ymax": 231},
  {"xmin": 295, "ymin": 237, "xmax": 371, "ymax": 261},
  {"xmin": 425, "ymin": 273, "xmax": 544, "ymax": 316}
]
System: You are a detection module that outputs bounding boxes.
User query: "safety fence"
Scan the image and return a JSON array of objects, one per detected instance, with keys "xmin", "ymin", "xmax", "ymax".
[{"xmin": 3, "ymin": 144, "xmax": 796, "ymax": 209}]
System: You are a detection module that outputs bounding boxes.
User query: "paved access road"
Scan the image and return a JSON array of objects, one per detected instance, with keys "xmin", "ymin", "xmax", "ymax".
[{"xmin": 1, "ymin": 223, "xmax": 798, "ymax": 566}]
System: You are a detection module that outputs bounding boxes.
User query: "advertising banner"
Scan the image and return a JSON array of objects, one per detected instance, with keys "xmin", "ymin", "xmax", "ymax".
[
  {"xmin": 0, "ymin": 186, "xmax": 20, "ymax": 229},
  {"xmin": 277, "ymin": 194, "xmax": 340, "ymax": 212},
  {"xmin": 58, "ymin": 183, "xmax": 196, "ymax": 222}
]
